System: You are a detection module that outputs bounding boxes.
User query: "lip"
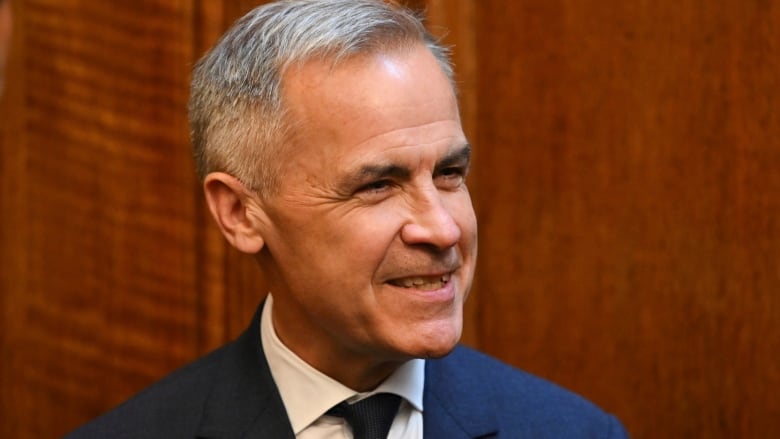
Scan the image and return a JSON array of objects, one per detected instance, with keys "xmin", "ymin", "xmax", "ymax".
[{"xmin": 384, "ymin": 270, "xmax": 457, "ymax": 302}]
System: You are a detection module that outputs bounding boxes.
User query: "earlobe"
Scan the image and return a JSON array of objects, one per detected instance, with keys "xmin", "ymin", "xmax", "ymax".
[{"xmin": 203, "ymin": 172, "xmax": 266, "ymax": 254}]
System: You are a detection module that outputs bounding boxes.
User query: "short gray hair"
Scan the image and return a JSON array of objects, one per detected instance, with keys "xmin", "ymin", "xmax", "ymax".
[{"xmin": 189, "ymin": 0, "xmax": 454, "ymax": 197}]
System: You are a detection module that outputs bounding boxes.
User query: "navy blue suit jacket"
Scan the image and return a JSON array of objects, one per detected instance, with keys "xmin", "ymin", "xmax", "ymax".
[{"xmin": 66, "ymin": 304, "xmax": 628, "ymax": 438}]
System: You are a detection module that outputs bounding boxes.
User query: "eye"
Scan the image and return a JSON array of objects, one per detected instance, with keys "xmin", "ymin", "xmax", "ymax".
[
  {"xmin": 435, "ymin": 167, "xmax": 467, "ymax": 188},
  {"xmin": 440, "ymin": 167, "xmax": 463, "ymax": 177},
  {"xmin": 357, "ymin": 179, "xmax": 393, "ymax": 194}
]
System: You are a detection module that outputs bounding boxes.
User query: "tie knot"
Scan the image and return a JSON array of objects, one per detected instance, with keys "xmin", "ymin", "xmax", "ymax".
[{"xmin": 327, "ymin": 393, "xmax": 402, "ymax": 439}]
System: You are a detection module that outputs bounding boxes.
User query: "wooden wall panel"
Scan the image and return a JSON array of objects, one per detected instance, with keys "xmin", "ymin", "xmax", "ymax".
[
  {"xmin": 0, "ymin": 1, "xmax": 204, "ymax": 437},
  {"xmin": 469, "ymin": 1, "xmax": 780, "ymax": 438},
  {"xmin": 1, "ymin": 0, "xmax": 778, "ymax": 438}
]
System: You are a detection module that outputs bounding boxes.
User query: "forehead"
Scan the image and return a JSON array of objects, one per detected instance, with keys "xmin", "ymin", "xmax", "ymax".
[{"xmin": 280, "ymin": 44, "xmax": 463, "ymax": 169}]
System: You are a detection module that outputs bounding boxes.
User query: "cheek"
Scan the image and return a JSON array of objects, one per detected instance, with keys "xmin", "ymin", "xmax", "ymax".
[
  {"xmin": 449, "ymin": 192, "xmax": 478, "ymax": 242},
  {"xmin": 344, "ymin": 209, "xmax": 405, "ymax": 261},
  {"xmin": 314, "ymin": 209, "xmax": 406, "ymax": 274}
]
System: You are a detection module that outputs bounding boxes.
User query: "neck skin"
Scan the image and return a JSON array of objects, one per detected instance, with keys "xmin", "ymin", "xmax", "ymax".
[{"xmin": 270, "ymin": 307, "xmax": 405, "ymax": 392}]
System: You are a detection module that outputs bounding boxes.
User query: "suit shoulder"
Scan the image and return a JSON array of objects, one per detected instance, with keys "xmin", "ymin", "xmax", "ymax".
[
  {"xmin": 64, "ymin": 342, "xmax": 233, "ymax": 439},
  {"xmin": 439, "ymin": 345, "xmax": 601, "ymax": 407},
  {"xmin": 428, "ymin": 345, "xmax": 629, "ymax": 437}
]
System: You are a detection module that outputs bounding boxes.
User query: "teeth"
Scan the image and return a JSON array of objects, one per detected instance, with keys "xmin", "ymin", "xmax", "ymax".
[{"xmin": 393, "ymin": 274, "xmax": 450, "ymax": 290}]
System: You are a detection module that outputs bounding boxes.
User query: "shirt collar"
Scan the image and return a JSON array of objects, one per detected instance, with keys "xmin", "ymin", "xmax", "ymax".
[{"xmin": 260, "ymin": 294, "xmax": 425, "ymax": 434}]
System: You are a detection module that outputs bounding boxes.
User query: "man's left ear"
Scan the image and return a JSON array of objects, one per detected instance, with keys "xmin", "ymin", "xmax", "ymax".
[{"xmin": 202, "ymin": 172, "xmax": 267, "ymax": 254}]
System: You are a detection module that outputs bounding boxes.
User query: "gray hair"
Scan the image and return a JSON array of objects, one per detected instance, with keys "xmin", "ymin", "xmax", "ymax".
[{"xmin": 189, "ymin": 0, "xmax": 454, "ymax": 197}]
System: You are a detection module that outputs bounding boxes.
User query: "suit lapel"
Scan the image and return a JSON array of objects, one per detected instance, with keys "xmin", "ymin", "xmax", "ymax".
[
  {"xmin": 195, "ymin": 302, "xmax": 296, "ymax": 439},
  {"xmin": 423, "ymin": 346, "xmax": 499, "ymax": 439}
]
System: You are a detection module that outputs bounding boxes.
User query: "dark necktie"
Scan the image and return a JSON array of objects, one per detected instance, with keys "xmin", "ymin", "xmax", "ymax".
[{"xmin": 327, "ymin": 393, "xmax": 402, "ymax": 439}]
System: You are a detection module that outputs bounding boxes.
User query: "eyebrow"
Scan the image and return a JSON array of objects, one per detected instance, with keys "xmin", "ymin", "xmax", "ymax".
[
  {"xmin": 355, "ymin": 163, "xmax": 411, "ymax": 183},
  {"xmin": 434, "ymin": 144, "xmax": 472, "ymax": 174},
  {"xmin": 340, "ymin": 143, "xmax": 472, "ymax": 190}
]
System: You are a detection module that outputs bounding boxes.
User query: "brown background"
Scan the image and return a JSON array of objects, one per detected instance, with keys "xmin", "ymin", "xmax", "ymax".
[{"xmin": 1, "ymin": 0, "xmax": 778, "ymax": 437}]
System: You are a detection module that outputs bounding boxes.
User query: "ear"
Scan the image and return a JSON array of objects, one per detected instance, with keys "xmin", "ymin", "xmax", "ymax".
[{"xmin": 203, "ymin": 172, "xmax": 266, "ymax": 254}]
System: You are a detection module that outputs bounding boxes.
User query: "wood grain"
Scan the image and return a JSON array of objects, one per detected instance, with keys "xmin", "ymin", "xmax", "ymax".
[
  {"xmin": 1, "ymin": 1, "xmax": 201, "ymax": 436},
  {"xmin": 471, "ymin": 1, "xmax": 780, "ymax": 437},
  {"xmin": 1, "ymin": 1, "xmax": 779, "ymax": 438}
]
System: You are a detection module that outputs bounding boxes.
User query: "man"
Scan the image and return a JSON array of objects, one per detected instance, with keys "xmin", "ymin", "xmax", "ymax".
[{"xmin": 68, "ymin": 1, "xmax": 628, "ymax": 438}]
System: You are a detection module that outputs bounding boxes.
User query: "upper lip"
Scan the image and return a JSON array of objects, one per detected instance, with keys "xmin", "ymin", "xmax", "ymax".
[
  {"xmin": 381, "ymin": 253, "xmax": 462, "ymax": 284},
  {"xmin": 385, "ymin": 268, "xmax": 457, "ymax": 283}
]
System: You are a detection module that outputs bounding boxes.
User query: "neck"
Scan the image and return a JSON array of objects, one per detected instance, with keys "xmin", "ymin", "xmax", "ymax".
[
  {"xmin": 267, "ymin": 300, "xmax": 407, "ymax": 391},
  {"xmin": 273, "ymin": 313, "xmax": 405, "ymax": 391}
]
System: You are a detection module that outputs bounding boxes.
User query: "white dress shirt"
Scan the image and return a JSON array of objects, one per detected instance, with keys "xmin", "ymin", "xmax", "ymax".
[{"xmin": 260, "ymin": 294, "xmax": 425, "ymax": 439}]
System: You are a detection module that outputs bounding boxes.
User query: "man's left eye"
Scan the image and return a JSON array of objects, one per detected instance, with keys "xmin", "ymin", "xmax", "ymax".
[
  {"xmin": 436, "ymin": 168, "xmax": 466, "ymax": 187},
  {"xmin": 440, "ymin": 167, "xmax": 463, "ymax": 177}
]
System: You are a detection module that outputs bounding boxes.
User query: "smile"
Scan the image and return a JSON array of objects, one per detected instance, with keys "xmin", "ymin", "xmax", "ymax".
[{"xmin": 389, "ymin": 274, "xmax": 451, "ymax": 290}]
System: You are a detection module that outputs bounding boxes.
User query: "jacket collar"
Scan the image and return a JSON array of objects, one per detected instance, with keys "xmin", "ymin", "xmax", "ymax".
[
  {"xmin": 195, "ymin": 302, "xmax": 296, "ymax": 439},
  {"xmin": 423, "ymin": 346, "xmax": 499, "ymax": 439}
]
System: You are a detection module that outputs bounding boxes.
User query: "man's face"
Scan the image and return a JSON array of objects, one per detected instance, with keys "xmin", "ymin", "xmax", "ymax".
[{"xmin": 252, "ymin": 44, "xmax": 477, "ymax": 380}]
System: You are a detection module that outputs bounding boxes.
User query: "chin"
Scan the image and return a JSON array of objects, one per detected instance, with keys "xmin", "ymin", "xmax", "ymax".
[
  {"xmin": 418, "ymin": 343, "xmax": 459, "ymax": 359},
  {"xmin": 397, "ymin": 321, "xmax": 462, "ymax": 360}
]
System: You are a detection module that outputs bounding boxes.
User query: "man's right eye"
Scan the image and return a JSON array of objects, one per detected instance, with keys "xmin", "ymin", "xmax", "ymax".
[{"xmin": 358, "ymin": 180, "xmax": 393, "ymax": 193}]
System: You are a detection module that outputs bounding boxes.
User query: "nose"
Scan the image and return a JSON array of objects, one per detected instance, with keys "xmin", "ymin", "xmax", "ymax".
[{"xmin": 400, "ymin": 188, "xmax": 461, "ymax": 250}]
